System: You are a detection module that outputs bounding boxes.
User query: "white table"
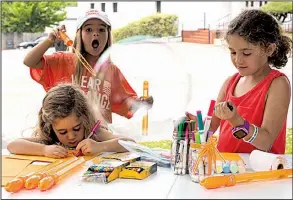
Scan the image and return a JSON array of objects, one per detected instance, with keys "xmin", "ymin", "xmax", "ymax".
[{"xmin": 2, "ymin": 153, "xmax": 292, "ymax": 199}]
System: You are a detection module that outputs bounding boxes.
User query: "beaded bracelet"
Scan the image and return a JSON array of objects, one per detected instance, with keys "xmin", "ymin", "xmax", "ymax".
[{"xmin": 244, "ymin": 124, "xmax": 259, "ymax": 143}]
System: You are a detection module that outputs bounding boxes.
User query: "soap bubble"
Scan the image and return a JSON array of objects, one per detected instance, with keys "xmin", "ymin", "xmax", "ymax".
[{"xmin": 90, "ymin": 39, "xmax": 191, "ymax": 141}]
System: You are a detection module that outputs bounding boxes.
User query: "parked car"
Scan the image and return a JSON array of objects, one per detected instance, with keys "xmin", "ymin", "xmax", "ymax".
[{"xmin": 17, "ymin": 36, "xmax": 51, "ymax": 49}]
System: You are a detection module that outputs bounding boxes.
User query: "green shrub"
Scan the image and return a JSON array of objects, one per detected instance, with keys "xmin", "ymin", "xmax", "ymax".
[{"xmin": 112, "ymin": 13, "xmax": 178, "ymax": 43}]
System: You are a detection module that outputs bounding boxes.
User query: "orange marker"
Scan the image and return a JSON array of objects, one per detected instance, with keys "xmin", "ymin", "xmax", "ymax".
[
  {"xmin": 200, "ymin": 168, "xmax": 292, "ymax": 189},
  {"xmin": 142, "ymin": 81, "xmax": 149, "ymax": 136},
  {"xmin": 58, "ymin": 31, "xmax": 73, "ymax": 46},
  {"xmin": 38, "ymin": 157, "xmax": 85, "ymax": 191}
]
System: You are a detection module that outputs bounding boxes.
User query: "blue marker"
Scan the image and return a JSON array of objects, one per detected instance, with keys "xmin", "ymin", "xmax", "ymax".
[{"xmin": 196, "ymin": 110, "xmax": 205, "ymax": 143}]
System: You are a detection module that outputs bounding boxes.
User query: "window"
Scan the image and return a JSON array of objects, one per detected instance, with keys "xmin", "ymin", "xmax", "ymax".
[
  {"xmin": 113, "ymin": 2, "xmax": 118, "ymax": 12},
  {"xmin": 259, "ymin": 1, "xmax": 262, "ymax": 7},
  {"xmin": 245, "ymin": 1, "xmax": 249, "ymax": 7},
  {"xmin": 90, "ymin": 3, "xmax": 94, "ymax": 9},
  {"xmin": 250, "ymin": 1, "xmax": 254, "ymax": 7},
  {"xmin": 101, "ymin": 3, "xmax": 105, "ymax": 12},
  {"xmin": 156, "ymin": 1, "xmax": 161, "ymax": 13}
]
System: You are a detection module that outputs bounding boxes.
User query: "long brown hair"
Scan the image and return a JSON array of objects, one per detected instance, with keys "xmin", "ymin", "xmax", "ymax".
[{"xmin": 33, "ymin": 83, "xmax": 96, "ymax": 145}]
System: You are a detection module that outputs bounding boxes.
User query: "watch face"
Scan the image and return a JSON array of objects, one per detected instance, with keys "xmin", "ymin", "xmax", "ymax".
[{"xmin": 233, "ymin": 129, "xmax": 248, "ymax": 139}]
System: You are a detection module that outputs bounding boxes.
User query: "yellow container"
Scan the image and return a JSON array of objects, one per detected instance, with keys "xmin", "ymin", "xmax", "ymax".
[{"xmin": 119, "ymin": 161, "xmax": 157, "ymax": 180}]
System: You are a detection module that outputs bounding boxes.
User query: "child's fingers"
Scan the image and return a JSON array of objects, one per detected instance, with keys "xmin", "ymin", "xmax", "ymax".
[
  {"xmin": 185, "ymin": 112, "xmax": 196, "ymax": 120},
  {"xmin": 53, "ymin": 151, "xmax": 66, "ymax": 158},
  {"xmin": 219, "ymin": 102, "xmax": 228, "ymax": 115},
  {"xmin": 81, "ymin": 145, "xmax": 90, "ymax": 155},
  {"xmin": 53, "ymin": 28, "xmax": 61, "ymax": 39},
  {"xmin": 60, "ymin": 24, "xmax": 66, "ymax": 32},
  {"xmin": 147, "ymin": 96, "xmax": 154, "ymax": 104},
  {"xmin": 56, "ymin": 146, "xmax": 68, "ymax": 156},
  {"xmin": 226, "ymin": 101, "xmax": 234, "ymax": 111},
  {"xmin": 76, "ymin": 140, "xmax": 86, "ymax": 151}
]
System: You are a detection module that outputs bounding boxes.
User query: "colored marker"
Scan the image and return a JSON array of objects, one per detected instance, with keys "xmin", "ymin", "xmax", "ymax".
[
  {"xmin": 203, "ymin": 100, "xmax": 216, "ymax": 142},
  {"xmin": 174, "ymin": 122, "xmax": 182, "ymax": 174},
  {"xmin": 178, "ymin": 140, "xmax": 184, "ymax": 175},
  {"xmin": 182, "ymin": 126, "xmax": 189, "ymax": 175},
  {"xmin": 196, "ymin": 111, "xmax": 205, "ymax": 143}
]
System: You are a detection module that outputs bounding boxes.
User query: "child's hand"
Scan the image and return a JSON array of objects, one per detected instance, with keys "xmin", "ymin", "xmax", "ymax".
[
  {"xmin": 185, "ymin": 112, "xmax": 197, "ymax": 121},
  {"xmin": 43, "ymin": 145, "xmax": 68, "ymax": 158},
  {"xmin": 214, "ymin": 101, "xmax": 237, "ymax": 120},
  {"xmin": 48, "ymin": 24, "xmax": 66, "ymax": 43},
  {"xmin": 76, "ymin": 139, "xmax": 101, "ymax": 156},
  {"xmin": 139, "ymin": 96, "xmax": 154, "ymax": 109}
]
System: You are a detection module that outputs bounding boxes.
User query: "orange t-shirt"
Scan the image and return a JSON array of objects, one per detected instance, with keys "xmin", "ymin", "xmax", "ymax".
[
  {"xmin": 30, "ymin": 52, "xmax": 138, "ymax": 123},
  {"xmin": 217, "ymin": 69, "xmax": 288, "ymax": 154}
]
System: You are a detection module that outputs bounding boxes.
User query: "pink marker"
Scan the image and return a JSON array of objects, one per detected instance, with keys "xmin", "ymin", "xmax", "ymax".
[{"xmin": 203, "ymin": 100, "xmax": 216, "ymax": 142}]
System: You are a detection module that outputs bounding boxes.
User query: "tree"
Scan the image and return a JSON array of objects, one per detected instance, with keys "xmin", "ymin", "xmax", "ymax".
[
  {"xmin": 1, "ymin": 2, "xmax": 75, "ymax": 33},
  {"xmin": 260, "ymin": 2, "xmax": 293, "ymax": 23}
]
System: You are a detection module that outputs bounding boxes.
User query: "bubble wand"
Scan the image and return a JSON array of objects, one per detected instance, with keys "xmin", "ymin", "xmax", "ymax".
[
  {"xmin": 200, "ymin": 168, "xmax": 292, "ymax": 189},
  {"xmin": 58, "ymin": 31, "xmax": 96, "ymax": 76},
  {"xmin": 38, "ymin": 157, "xmax": 85, "ymax": 191},
  {"xmin": 24, "ymin": 157, "xmax": 78, "ymax": 190},
  {"xmin": 142, "ymin": 81, "xmax": 149, "ymax": 136},
  {"xmin": 4, "ymin": 160, "xmax": 63, "ymax": 193}
]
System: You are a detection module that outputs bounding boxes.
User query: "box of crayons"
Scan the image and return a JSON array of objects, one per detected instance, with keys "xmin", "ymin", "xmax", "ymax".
[
  {"xmin": 119, "ymin": 161, "xmax": 157, "ymax": 180},
  {"xmin": 82, "ymin": 159, "xmax": 129, "ymax": 183},
  {"xmin": 103, "ymin": 152, "xmax": 141, "ymax": 163}
]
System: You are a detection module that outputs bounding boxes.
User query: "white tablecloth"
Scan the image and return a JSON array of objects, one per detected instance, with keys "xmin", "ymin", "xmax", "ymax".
[{"xmin": 2, "ymin": 152, "xmax": 292, "ymax": 199}]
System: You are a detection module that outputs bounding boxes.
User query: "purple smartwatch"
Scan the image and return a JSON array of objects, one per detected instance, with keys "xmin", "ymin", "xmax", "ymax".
[{"xmin": 232, "ymin": 120, "xmax": 249, "ymax": 139}]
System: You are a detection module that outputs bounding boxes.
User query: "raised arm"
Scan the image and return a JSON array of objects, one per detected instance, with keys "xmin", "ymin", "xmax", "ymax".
[{"xmin": 23, "ymin": 26, "xmax": 65, "ymax": 69}]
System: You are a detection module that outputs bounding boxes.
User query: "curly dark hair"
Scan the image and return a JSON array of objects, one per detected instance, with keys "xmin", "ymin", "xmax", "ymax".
[{"xmin": 225, "ymin": 9, "xmax": 292, "ymax": 69}]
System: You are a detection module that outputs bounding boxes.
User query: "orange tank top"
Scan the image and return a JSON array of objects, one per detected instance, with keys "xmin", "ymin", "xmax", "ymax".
[{"xmin": 217, "ymin": 69, "xmax": 288, "ymax": 154}]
